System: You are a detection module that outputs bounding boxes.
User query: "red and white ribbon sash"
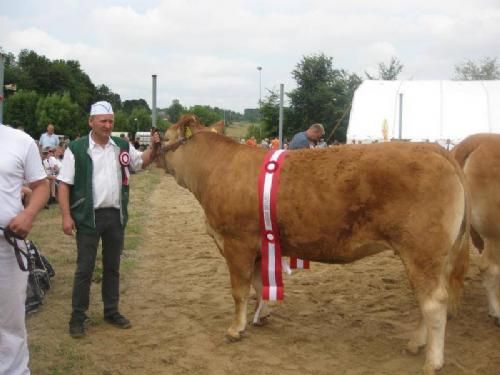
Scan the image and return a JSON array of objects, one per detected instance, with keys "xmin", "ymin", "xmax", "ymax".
[
  {"xmin": 258, "ymin": 149, "xmax": 287, "ymax": 301},
  {"xmin": 290, "ymin": 256, "xmax": 310, "ymax": 269}
]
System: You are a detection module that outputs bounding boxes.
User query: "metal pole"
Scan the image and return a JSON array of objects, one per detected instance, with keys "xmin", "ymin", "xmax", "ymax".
[
  {"xmin": 398, "ymin": 93, "xmax": 403, "ymax": 139},
  {"xmin": 257, "ymin": 66, "xmax": 262, "ymax": 105},
  {"xmin": 279, "ymin": 83, "xmax": 284, "ymax": 149},
  {"xmin": 257, "ymin": 66, "xmax": 262, "ymax": 138},
  {"xmin": 152, "ymin": 74, "xmax": 157, "ymax": 128},
  {"xmin": 0, "ymin": 54, "xmax": 5, "ymax": 124}
]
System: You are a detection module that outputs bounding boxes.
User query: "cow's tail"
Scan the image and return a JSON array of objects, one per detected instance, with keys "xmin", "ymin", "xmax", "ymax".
[
  {"xmin": 447, "ymin": 211, "xmax": 469, "ymax": 315},
  {"xmin": 451, "ymin": 135, "xmax": 485, "ymax": 251},
  {"xmin": 446, "ymin": 157, "xmax": 470, "ymax": 316},
  {"xmin": 451, "ymin": 135, "xmax": 481, "ymax": 168}
]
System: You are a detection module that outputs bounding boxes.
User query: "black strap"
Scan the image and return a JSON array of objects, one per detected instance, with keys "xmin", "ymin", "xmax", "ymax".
[{"xmin": 0, "ymin": 226, "xmax": 30, "ymax": 272}]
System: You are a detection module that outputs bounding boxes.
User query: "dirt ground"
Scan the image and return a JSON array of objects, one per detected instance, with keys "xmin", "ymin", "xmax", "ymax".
[{"xmin": 28, "ymin": 168, "xmax": 499, "ymax": 375}]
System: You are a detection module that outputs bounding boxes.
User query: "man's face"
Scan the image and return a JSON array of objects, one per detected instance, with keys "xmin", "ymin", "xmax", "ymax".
[
  {"xmin": 310, "ymin": 129, "xmax": 324, "ymax": 142},
  {"xmin": 47, "ymin": 124, "xmax": 54, "ymax": 134},
  {"xmin": 89, "ymin": 114, "xmax": 114, "ymax": 140}
]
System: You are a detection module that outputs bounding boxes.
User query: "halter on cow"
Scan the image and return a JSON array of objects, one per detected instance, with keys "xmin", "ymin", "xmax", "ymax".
[{"xmin": 158, "ymin": 114, "xmax": 469, "ymax": 375}]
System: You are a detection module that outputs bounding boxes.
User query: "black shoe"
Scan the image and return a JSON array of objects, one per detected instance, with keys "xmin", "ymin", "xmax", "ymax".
[
  {"xmin": 69, "ymin": 320, "xmax": 85, "ymax": 338},
  {"xmin": 104, "ymin": 313, "xmax": 131, "ymax": 329}
]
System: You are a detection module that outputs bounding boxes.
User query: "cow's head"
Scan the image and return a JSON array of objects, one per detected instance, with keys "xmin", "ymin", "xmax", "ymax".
[{"xmin": 157, "ymin": 114, "xmax": 204, "ymax": 172}]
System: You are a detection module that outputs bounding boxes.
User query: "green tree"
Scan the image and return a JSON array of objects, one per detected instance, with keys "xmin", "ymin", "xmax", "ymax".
[
  {"xmin": 35, "ymin": 92, "xmax": 83, "ymax": 139},
  {"xmin": 287, "ymin": 53, "xmax": 362, "ymax": 142},
  {"xmin": 129, "ymin": 107, "xmax": 151, "ymax": 132},
  {"xmin": 123, "ymin": 99, "xmax": 150, "ymax": 114},
  {"xmin": 365, "ymin": 57, "xmax": 404, "ymax": 80},
  {"xmin": 454, "ymin": 57, "xmax": 500, "ymax": 80},
  {"xmin": 113, "ymin": 110, "xmax": 129, "ymax": 132},
  {"xmin": 188, "ymin": 105, "xmax": 222, "ymax": 124},
  {"xmin": 155, "ymin": 117, "xmax": 170, "ymax": 132},
  {"xmin": 166, "ymin": 100, "xmax": 185, "ymax": 123},
  {"xmin": 3, "ymin": 90, "xmax": 40, "ymax": 135},
  {"xmin": 258, "ymin": 89, "xmax": 291, "ymax": 140},
  {"xmin": 95, "ymin": 84, "xmax": 122, "ymax": 111}
]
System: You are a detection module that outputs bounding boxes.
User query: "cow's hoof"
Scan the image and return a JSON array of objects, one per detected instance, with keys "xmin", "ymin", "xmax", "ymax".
[
  {"xmin": 422, "ymin": 365, "xmax": 436, "ymax": 375},
  {"xmin": 225, "ymin": 333, "xmax": 241, "ymax": 343},
  {"xmin": 252, "ymin": 316, "xmax": 269, "ymax": 327},
  {"xmin": 225, "ymin": 328, "xmax": 245, "ymax": 343}
]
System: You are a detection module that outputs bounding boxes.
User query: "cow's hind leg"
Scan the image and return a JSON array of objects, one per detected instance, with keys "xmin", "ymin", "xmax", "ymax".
[
  {"xmin": 224, "ymin": 239, "xmax": 256, "ymax": 341},
  {"xmin": 480, "ymin": 239, "xmax": 500, "ymax": 326},
  {"xmin": 402, "ymin": 248, "xmax": 448, "ymax": 375},
  {"xmin": 251, "ymin": 258, "xmax": 270, "ymax": 326}
]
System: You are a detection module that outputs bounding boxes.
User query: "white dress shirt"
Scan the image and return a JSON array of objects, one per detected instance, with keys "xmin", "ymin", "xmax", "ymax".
[{"xmin": 57, "ymin": 133, "xmax": 143, "ymax": 209}]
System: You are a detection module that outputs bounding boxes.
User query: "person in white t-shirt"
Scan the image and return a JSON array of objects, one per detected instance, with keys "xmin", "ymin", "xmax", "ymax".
[{"xmin": 0, "ymin": 124, "xmax": 49, "ymax": 375}]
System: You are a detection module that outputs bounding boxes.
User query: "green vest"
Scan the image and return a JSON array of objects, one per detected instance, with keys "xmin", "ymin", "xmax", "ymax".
[{"xmin": 68, "ymin": 135, "xmax": 130, "ymax": 234}]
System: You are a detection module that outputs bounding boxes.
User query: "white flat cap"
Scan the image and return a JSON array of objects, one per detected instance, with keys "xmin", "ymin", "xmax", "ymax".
[{"xmin": 90, "ymin": 101, "xmax": 114, "ymax": 116}]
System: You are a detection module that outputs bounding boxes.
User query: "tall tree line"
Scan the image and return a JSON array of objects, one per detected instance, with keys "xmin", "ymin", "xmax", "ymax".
[{"xmin": 0, "ymin": 48, "xmax": 156, "ymax": 139}]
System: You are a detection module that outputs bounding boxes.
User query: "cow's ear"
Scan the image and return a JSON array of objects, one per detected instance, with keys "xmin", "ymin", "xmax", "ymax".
[{"xmin": 185, "ymin": 126, "xmax": 193, "ymax": 139}]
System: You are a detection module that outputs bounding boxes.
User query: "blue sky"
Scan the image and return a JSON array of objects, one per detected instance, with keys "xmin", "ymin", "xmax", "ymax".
[{"xmin": 1, "ymin": 0, "xmax": 499, "ymax": 112}]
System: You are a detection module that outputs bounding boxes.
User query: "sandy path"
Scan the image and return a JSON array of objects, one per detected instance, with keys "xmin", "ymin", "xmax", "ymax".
[{"xmin": 66, "ymin": 172, "xmax": 500, "ymax": 374}]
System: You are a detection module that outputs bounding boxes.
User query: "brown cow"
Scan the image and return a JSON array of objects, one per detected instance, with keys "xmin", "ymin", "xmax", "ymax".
[
  {"xmin": 159, "ymin": 115, "xmax": 469, "ymax": 375},
  {"xmin": 208, "ymin": 120, "xmax": 225, "ymax": 134},
  {"xmin": 452, "ymin": 133, "xmax": 500, "ymax": 327}
]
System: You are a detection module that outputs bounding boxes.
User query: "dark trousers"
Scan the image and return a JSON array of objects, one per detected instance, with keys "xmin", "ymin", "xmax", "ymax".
[{"xmin": 71, "ymin": 208, "xmax": 124, "ymax": 322}]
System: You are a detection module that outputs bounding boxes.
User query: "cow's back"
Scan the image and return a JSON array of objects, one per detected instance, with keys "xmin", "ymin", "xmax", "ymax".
[
  {"xmin": 277, "ymin": 142, "xmax": 465, "ymax": 261},
  {"xmin": 453, "ymin": 134, "xmax": 500, "ymax": 240}
]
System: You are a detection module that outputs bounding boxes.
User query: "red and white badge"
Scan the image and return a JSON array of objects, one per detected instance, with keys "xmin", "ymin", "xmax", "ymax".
[
  {"xmin": 119, "ymin": 150, "xmax": 131, "ymax": 186},
  {"xmin": 119, "ymin": 150, "xmax": 130, "ymax": 167}
]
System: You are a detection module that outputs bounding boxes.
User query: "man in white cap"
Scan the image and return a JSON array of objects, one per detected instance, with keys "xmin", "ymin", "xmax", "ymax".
[
  {"xmin": 0, "ymin": 123, "xmax": 49, "ymax": 374},
  {"xmin": 57, "ymin": 101, "xmax": 161, "ymax": 338}
]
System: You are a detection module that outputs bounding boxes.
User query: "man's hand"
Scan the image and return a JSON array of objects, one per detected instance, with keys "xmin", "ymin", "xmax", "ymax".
[
  {"xmin": 8, "ymin": 210, "xmax": 35, "ymax": 239},
  {"xmin": 62, "ymin": 214, "xmax": 76, "ymax": 236},
  {"xmin": 8, "ymin": 178, "xmax": 49, "ymax": 238},
  {"xmin": 141, "ymin": 130, "xmax": 162, "ymax": 168},
  {"xmin": 151, "ymin": 129, "xmax": 161, "ymax": 152}
]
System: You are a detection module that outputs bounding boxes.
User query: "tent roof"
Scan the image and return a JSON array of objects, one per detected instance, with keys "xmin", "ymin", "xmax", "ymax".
[{"xmin": 347, "ymin": 80, "xmax": 500, "ymax": 142}]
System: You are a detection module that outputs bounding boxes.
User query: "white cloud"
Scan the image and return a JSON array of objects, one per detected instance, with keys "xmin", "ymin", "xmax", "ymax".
[{"xmin": 1, "ymin": 1, "xmax": 500, "ymax": 112}]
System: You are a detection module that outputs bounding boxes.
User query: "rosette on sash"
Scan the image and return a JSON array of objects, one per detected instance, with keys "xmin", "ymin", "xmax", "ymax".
[{"xmin": 119, "ymin": 150, "xmax": 131, "ymax": 186}]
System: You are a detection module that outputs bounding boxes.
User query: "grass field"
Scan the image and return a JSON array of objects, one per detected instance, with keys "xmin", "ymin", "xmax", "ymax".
[
  {"xmin": 26, "ymin": 168, "xmax": 162, "ymax": 374},
  {"xmin": 224, "ymin": 121, "xmax": 252, "ymax": 140}
]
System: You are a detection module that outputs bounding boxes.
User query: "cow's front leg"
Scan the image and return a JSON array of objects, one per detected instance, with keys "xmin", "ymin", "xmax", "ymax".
[{"xmin": 224, "ymin": 239, "xmax": 256, "ymax": 341}]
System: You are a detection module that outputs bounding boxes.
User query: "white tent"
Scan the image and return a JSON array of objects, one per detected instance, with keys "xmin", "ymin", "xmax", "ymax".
[{"xmin": 347, "ymin": 80, "xmax": 500, "ymax": 144}]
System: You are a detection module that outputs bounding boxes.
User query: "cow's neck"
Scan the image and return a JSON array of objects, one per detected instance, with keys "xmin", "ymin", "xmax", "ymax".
[{"xmin": 169, "ymin": 133, "xmax": 239, "ymax": 202}]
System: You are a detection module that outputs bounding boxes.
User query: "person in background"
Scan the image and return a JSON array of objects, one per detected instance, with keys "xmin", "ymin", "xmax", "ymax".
[
  {"xmin": 288, "ymin": 123, "xmax": 325, "ymax": 150},
  {"xmin": 261, "ymin": 138, "xmax": 270, "ymax": 149},
  {"xmin": 270, "ymin": 137, "xmax": 280, "ymax": 150},
  {"xmin": 39, "ymin": 123, "xmax": 59, "ymax": 150},
  {"xmin": 41, "ymin": 147, "xmax": 61, "ymax": 205},
  {"xmin": 54, "ymin": 146, "xmax": 65, "ymax": 161},
  {"xmin": 317, "ymin": 138, "xmax": 327, "ymax": 148},
  {"xmin": 0, "ymin": 123, "xmax": 49, "ymax": 375},
  {"xmin": 246, "ymin": 136, "xmax": 257, "ymax": 147},
  {"xmin": 57, "ymin": 101, "xmax": 162, "ymax": 339}
]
